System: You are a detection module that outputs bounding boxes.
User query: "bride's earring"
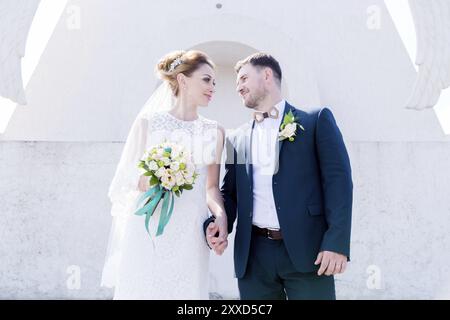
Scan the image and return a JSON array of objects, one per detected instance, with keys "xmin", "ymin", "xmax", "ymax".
[{"xmin": 181, "ymin": 79, "xmax": 187, "ymax": 91}]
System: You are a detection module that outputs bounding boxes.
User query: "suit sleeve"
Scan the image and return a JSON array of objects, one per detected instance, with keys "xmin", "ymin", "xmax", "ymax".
[
  {"xmin": 315, "ymin": 108, "xmax": 353, "ymax": 260},
  {"xmin": 202, "ymin": 216, "xmax": 217, "ymax": 249},
  {"xmin": 220, "ymin": 135, "xmax": 238, "ymax": 234}
]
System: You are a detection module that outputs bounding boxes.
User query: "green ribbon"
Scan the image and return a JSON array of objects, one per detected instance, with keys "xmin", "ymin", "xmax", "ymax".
[
  {"xmin": 134, "ymin": 185, "xmax": 175, "ymax": 237},
  {"xmin": 156, "ymin": 191, "xmax": 175, "ymax": 236},
  {"xmin": 135, "ymin": 186, "xmax": 161, "ymax": 216}
]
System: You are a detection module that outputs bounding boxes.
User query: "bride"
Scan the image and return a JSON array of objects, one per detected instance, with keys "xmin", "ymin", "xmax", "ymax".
[{"xmin": 101, "ymin": 50, "xmax": 228, "ymax": 299}]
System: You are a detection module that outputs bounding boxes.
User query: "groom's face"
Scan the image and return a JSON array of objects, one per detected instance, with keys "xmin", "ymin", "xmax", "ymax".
[{"xmin": 236, "ymin": 64, "xmax": 266, "ymax": 109}]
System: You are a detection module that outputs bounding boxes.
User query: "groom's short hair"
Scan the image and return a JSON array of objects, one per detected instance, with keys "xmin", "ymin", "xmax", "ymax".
[{"xmin": 234, "ymin": 53, "xmax": 282, "ymax": 86}]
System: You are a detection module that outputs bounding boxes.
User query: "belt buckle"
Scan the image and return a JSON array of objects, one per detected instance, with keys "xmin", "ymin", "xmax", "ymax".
[{"xmin": 266, "ymin": 229, "xmax": 274, "ymax": 240}]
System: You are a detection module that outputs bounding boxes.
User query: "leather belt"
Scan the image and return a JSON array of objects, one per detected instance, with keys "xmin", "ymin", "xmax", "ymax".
[{"xmin": 252, "ymin": 225, "xmax": 283, "ymax": 240}]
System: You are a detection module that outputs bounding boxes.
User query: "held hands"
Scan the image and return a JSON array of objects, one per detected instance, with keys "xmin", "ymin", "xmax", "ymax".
[
  {"xmin": 314, "ymin": 251, "xmax": 348, "ymax": 276},
  {"xmin": 206, "ymin": 217, "xmax": 228, "ymax": 255}
]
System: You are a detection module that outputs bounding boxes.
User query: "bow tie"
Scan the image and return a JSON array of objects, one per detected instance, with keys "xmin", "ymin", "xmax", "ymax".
[{"xmin": 253, "ymin": 107, "xmax": 279, "ymax": 123}]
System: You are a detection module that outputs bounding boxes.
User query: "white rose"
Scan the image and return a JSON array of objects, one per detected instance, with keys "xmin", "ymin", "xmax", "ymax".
[
  {"xmin": 161, "ymin": 157, "xmax": 170, "ymax": 166},
  {"xmin": 155, "ymin": 167, "xmax": 166, "ymax": 178},
  {"xmin": 279, "ymin": 128, "xmax": 288, "ymax": 138},
  {"xmin": 148, "ymin": 161, "xmax": 159, "ymax": 171},
  {"xmin": 182, "ymin": 170, "xmax": 193, "ymax": 181},
  {"xmin": 162, "ymin": 169, "xmax": 174, "ymax": 181},
  {"xmin": 175, "ymin": 172, "xmax": 185, "ymax": 186},
  {"xmin": 161, "ymin": 181, "xmax": 171, "ymax": 190},
  {"xmin": 185, "ymin": 175, "xmax": 194, "ymax": 184},
  {"xmin": 161, "ymin": 175, "xmax": 175, "ymax": 190},
  {"xmin": 280, "ymin": 123, "xmax": 297, "ymax": 138},
  {"xmin": 170, "ymin": 161, "xmax": 180, "ymax": 171}
]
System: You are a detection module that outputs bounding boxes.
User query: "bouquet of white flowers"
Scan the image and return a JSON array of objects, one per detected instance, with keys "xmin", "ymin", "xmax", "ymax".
[{"xmin": 134, "ymin": 141, "xmax": 198, "ymax": 237}]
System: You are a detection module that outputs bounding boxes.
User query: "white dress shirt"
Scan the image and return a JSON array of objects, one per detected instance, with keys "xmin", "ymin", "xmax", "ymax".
[{"xmin": 251, "ymin": 100, "xmax": 286, "ymax": 229}]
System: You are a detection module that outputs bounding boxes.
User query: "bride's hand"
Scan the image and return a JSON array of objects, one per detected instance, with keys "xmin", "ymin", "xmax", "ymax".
[
  {"xmin": 214, "ymin": 215, "xmax": 228, "ymax": 243},
  {"xmin": 137, "ymin": 175, "xmax": 150, "ymax": 192},
  {"xmin": 206, "ymin": 218, "xmax": 228, "ymax": 256}
]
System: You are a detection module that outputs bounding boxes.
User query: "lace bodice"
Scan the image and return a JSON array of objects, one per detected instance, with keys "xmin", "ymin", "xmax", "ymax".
[
  {"xmin": 148, "ymin": 111, "xmax": 216, "ymax": 135},
  {"xmin": 145, "ymin": 111, "xmax": 218, "ymax": 169}
]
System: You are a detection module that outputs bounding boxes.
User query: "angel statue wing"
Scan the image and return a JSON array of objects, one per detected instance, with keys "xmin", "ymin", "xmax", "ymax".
[
  {"xmin": 406, "ymin": 0, "xmax": 450, "ymax": 110},
  {"xmin": 0, "ymin": 0, "xmax": 41, "ymax": 105}
]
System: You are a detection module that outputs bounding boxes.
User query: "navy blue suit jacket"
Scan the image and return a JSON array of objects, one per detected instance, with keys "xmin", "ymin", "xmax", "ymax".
[{"xmin": 206, "ymin": 103, "xmax": 353, "ymax": 279}]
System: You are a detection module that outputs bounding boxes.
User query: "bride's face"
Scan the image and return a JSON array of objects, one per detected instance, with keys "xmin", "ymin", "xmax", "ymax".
[{"xmin": 183, "ymin": 64, "xmax": 216, "ymax": 107}]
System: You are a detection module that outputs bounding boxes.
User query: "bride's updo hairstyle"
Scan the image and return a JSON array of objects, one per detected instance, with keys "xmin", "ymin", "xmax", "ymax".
[{"xmin": 156, "ymin": 50, "xmax": 215, "ymax": 97}]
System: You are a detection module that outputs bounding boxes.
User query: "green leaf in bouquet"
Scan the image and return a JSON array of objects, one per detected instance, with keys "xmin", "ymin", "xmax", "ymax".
[
  {"xmin": 157, "ymin": 160, "xmax": 164, "ymax": 167},
  {"xmin": 179, "ymin": 163, "xmax": 186, "ymax": 170},
  {"xmin": 172, "ymin": 185, "xmax": 179, "ymax": 192},
  {"xmin": 183, "ymin": 184, "xmax": 193, "ymax": 190},
  {"xmin": 150, "ymin": 175, "xmax": 159, "ymax": 186},
  {"xmin": 144, "ymin": 171, "xmax": 152, "ymax": 176}
]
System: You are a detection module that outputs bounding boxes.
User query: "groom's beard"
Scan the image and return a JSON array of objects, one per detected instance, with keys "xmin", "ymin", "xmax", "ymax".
[{"xmin": 244, "ymin": 89, "xmax": 268, "ymax": 110}]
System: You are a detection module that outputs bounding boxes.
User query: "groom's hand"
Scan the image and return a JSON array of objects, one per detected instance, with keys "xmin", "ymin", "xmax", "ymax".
[
  {"xmin": 206, "ymin": 222, "xmax": 228, "ymax": 255},
  {"xmin": 315, "ymin": 251, "xmax": 348, "ymax": 276}
]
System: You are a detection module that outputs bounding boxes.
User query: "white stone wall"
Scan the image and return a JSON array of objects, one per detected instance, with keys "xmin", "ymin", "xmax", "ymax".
[
  {"xmin": 1, "ymin": 0, "xmax": 450, "ymax": 299},
  {"xmin": 1, "ymin": 141, "xmax": 449, "ymax": 299}
]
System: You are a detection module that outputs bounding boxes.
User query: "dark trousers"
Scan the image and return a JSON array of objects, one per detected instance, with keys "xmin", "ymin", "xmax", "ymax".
[{"xmin": 238, "ymin": 233, "xmax": 336, "ymax": 300}]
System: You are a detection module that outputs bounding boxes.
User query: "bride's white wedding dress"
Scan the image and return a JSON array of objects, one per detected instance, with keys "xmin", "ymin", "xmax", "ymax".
[{"xmin": 106, "ymin": 111, "xmax": 218, "ymax": 300}]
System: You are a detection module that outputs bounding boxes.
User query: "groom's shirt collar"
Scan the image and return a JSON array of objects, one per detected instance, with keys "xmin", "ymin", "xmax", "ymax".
[{"xmin": 274, "ymin": 99, "xmax": 286, "ymax": 116}]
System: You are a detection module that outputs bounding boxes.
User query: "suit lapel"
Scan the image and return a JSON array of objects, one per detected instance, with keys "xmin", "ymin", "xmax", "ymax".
[{"xmin": 277, "ymin": 103, "xmax": 295, "ymax": 158}]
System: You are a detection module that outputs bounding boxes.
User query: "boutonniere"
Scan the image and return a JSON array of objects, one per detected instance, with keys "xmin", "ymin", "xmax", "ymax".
[{"xmin": 278, "ymin": 110, "xmax": 305, "ymax": 142}]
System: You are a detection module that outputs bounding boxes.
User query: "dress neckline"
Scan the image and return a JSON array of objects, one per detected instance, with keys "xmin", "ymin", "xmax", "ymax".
[{"xmin": 166, "ymin": 111, "xmax": 201, "ymax": 123}]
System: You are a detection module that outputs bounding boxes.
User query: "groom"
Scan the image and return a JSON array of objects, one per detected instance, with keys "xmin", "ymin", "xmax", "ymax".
[{"xmin": 205, "ymin": 53, "xmax": 353, "ymax": 300}]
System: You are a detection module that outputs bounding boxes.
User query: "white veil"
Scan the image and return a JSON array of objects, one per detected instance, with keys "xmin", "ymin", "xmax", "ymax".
[{"xmin": 101, "ymin": 81, "xmax": 175, "ymax": 288}]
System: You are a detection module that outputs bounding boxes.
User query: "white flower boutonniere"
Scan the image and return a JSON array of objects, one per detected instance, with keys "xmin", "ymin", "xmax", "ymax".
[{"xmin": 278, "ymin": 110, "xmax": 305, "ymax": 142}]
